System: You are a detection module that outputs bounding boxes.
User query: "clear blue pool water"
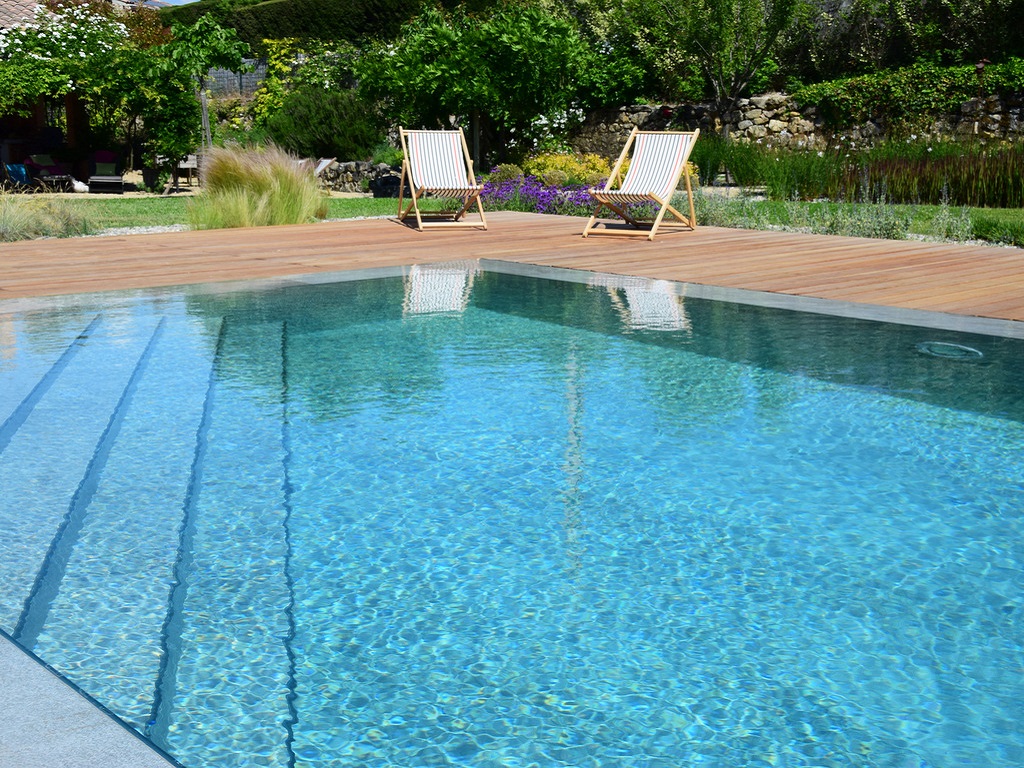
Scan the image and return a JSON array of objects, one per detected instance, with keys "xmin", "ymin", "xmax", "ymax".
[{"xmin": 1, "ymin": 263, "xmax": 1022, "ymax": 768}]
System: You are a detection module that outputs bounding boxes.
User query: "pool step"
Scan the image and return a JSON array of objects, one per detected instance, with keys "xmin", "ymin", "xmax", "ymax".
[
  {"xmin": 24, "ymin": 314, "xmax": 218, "ymax": 729},
  {"xmin": 1, "ymin": 309, "xmax": 296, "ymax": 762},
  {"xmin": 0, "ymin": 316, "xmax": 165, "ymax": 630},
  {"xmin": 0, "ymin": 315, "xmax": 102, "ymax": 456},
  {"xmin": 13, "ymin": 318, "xmax": 168, "ymax": 649},
  {"xmin": 149, "ymin": 319, "xmax": 293, "ymax": 764}
]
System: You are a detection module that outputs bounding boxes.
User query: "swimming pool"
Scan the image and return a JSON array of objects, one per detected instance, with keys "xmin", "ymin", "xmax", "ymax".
[{"xmin": 1, "ymin": 261, "xmax": 1021, "ymax": 767}]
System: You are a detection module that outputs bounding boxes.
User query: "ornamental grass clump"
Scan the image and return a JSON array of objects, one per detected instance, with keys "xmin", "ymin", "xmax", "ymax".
[
  {"xmin": 0, "ymin": 193, "xmax": 91, "ymax": 242},
  {"xmin": 187, "ymin": 145, "xmax": 327, "ymax": 230}
]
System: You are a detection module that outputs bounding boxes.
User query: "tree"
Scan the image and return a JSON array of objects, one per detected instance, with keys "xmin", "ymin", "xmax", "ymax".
[
  {"xmin": 355, "ymin": 2, "xmax": 644, "ymax": 162},
  {"xmin": 158, "ymin": 14, "xmax": 249, "ymax": 152},
  {"xmin": 0, "ymin": 2, "xmax": 132, "ymax": 117},
  {"xmin": 0, "ymin": 1, "xmax": 247, "ymax": 175},
  {"xmin": 613, "ymin": 0, "xmax": 800, "ymax": 121}
]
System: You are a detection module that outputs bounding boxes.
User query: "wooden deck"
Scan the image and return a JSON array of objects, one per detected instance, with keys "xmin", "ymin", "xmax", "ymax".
[{"xmin": 2, "ymin": 211, "xmax": 1024, "ymax": 322}]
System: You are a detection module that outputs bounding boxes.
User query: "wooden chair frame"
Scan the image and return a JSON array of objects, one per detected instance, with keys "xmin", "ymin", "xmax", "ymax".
[
  {"xmin": 583, "ymin": 127, "xmax": 700, "ymax": 241},
  {"xmin": 398, "ymin": 128, "xmax": 487, "ymax": 231}
]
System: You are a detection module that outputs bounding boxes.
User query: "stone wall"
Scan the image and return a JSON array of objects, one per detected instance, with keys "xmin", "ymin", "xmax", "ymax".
[
  {"xmin": 317, "ymin": 160, "xmax": 403, "ymax": 196},
  {"xmin": 570, "ymin": 93, "xmax": 1024, "ymax": 157}
]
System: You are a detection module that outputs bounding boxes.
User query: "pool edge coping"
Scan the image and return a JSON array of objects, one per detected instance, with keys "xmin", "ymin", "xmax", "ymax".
[{"xmin": 0, "ymin": 629, "xmax": 184, "ymax": 768}]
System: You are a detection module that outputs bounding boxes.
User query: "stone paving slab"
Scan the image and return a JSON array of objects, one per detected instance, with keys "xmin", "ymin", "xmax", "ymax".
[{"xmin": 0, "ymin": 633, "xmax": 180, "ymax": 768}]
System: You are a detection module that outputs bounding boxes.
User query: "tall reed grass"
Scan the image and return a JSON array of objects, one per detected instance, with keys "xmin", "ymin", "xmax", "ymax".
[
  {"xmin": 0, "ymin": 193, "xmax": 91, "ymax": 241},
  {"xmin": 697, "ymin": 132, "xmax": 1024, "ymax": 208},
  {"xmin": 187, "ymin": 145, "xmax": 327, "ymax": 229}
]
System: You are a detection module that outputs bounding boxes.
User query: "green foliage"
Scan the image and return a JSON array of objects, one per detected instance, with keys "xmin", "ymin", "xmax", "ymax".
[
  {"xmin": 187, "ymin": 144, "xmax": 328, "ymax": 228},
  {"xmin": 690, "ymin": 132, "xmax": 770, "ymax": 188},
  {"xmin": 699, "ymin": 135, "xmax": 1024, "ymax": 209},
  {"xmin": 219, "ymin": 0, "xmax": 418, "ymax": 50},
  {"xmin": 371, "ymin": 142, "xmax": 404, "ymax": 167},
  {"xmin": 163, "ymin": 14, "xmax": 250, "ymax": 83},
  {"xmin": 0, "ymin": 4, "xmax": 247, "ymax": 172},
  {"xmin": 488, "ymin": 164, "xmax": 525, "ymax": 182},
  {"xmin": 356, "ymin": 2, "xmax": 643, "ymax": 160},
  {"xmin": 521, "ymin": 152, "xmax": 610, "ymax": 185},
  {"xmin": 0, "ymin": 193, "xmax": 91, "ymax": 241},
  {"xmin": 846, "ymin": 142, "xmax": 1024, "ymax": 208},
  {"xmin": 248, "ymin": 38, "xmax": 303, "ymax": 126},
  {"xmin": 781, "ymin": 0, "xmax": 1024, "ymax": 84},
  {"xmin": 614, "ymin": 0, "xmax": 800, "ymax": 110},
  {"xmin": 292, "ymin": 41, "xmax": 361, "ymax": 90},
  {"xmin": 794, "ymin": 63, "xmax": 973, "ymax": 130},
  {"xmin": 793, "ymin": 59, "xmax": 1024, "ymax": 131},
  {"xmin": 0, "ymin": 3, "xmax": 132, "ymax": 115},
  {"xmin": 265, "ymin": 85, "xmax": 384, "ymax": 160},
  {"xmin": 693, "ymin": 193, "xmax": 912, "ymax": 239},
  {"xmin": 971, "ymin": 208, "xmax": 1024, "ymax": 247}
]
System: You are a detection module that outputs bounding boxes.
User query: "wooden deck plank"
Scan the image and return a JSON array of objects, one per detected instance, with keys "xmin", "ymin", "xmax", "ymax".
[{"xmin": 2, "ymin": 211, "xmax": 1023, "ymax": 322}]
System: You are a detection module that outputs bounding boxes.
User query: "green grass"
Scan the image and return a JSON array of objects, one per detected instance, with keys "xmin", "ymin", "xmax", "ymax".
[
  {"xmin": 690, "ymin": 192, "xmax": 1024, "ymax": 246},
  {"xmin": 10, "ymin": 191, "xmax": 1024, "ymax": 248},
  {"xmin": 323, "ymin": 197, "xmax": 448, "ymax": 219},
  {"xmin": 65, "ymin": 197, "xmax": 192, "ymax": 229},
  {"xmin": 56, "ymin": 196, "xmax": 438, "ymax": 230}
]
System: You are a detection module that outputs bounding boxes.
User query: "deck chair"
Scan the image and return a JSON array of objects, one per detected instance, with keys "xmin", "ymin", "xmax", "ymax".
[
  {"xmin": 87, "ymin": 150, "xmax": 125, "ymax": 194},
  {"xmin": 2, "ymin": 163, "xmax": 37, "ymax": 192},
  {"xmin": 582, "ymin": 128, "xmax": 700, "ymax": 241},
  {"xmin": 25, "ymin": 154, "xmax": 73, "ymax": 191},
  {"xmin": 398, "ymin": 128, "xmax": 487, "ymax": 231}
]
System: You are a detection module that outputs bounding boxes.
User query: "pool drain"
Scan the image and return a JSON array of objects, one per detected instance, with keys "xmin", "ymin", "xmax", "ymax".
[{"xmin": 915, "ymin": 341, "xmax": 984, "ymax": 360}]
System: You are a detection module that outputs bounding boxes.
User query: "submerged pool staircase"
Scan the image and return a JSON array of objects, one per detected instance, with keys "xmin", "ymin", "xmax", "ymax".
[{"xmin": 0, "ymin": 308, "xmax": 298, "ymax": 764}]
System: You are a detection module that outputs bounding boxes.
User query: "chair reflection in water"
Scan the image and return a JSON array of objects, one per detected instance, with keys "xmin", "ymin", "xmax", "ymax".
[{"xmin": 402, "ymin": 261, "xmax": 480, "ymax": 316}]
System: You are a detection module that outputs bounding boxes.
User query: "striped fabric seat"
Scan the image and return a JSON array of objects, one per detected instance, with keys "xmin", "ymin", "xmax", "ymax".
[
  {"xmin": 398, "ymin": 128, "xmax": 487, "ymax": 231},
  {"xmin": 583, "ymin": 128, "xmax": 700, "ymax": 241}
]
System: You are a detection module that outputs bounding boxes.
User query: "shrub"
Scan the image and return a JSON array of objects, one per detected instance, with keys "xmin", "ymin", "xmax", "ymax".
[
  {"xmin": 521, "ymin": 153, "xmax": 610, "ymax": 185},
  {"xmin": 792, "ymin": 59, "xmax": 1024, "ymax": 133},
  {"xmin": 228, "ymin": 0, "xmax": 410, "ymax": 50},
  {"xmin": 540, "ymin": 169, "xmax": 569, "ymax": 187},
  {"xmin": 371, "ymin": 141, "xmax": 403, "ymax": 168},
  {"xmin": 187, "ymin": 144, "xmax": 327, "ymax": 229},
  {"xmin": 690, "ymin": 133, "xmax": 763, "ymax": 188},
  {"xmin": 488, "ymin": 164, "xmax": 525, "ymax": 183},
  {"xmin": 0, "ymin": 194, "xmax": 90, "ymax": 241},
  {"xmin": 265, "ymin": 85, "xmax": 384, "ymax": 161}
]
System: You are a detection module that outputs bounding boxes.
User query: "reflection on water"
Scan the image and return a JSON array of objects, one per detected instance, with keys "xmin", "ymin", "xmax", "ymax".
[{"xmin": 0, "ymin": 265, "xmax": 1022, "ymax": 768}]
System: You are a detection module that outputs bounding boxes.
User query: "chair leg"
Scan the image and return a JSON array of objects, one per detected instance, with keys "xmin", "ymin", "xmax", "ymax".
[
  {"xmin": 582, "ymin": 205, "xmax": 604, "ymax": 237},
  {"xmin": 684, "ymin": 173, "xmax": 697, "ymax": 228},
  {"xmin": 474, "ymin": 195, "xmax": 488, "ymax": 230},
  {"xmin": 397, "ymin": 176, "xmax": 405, "ymax": 219},
  {"xmin": 647, "ymin": 201, "xmax": 672, "ymax": 241},
  {"xmin": 454, "ymin": 194, "xmax": 475, "ymax": 222}
]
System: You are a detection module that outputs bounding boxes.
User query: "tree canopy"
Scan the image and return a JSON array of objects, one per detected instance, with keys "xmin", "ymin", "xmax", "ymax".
[{"xmin": 0, "ymin": 0, "xmax": 248, "ymax": 169}]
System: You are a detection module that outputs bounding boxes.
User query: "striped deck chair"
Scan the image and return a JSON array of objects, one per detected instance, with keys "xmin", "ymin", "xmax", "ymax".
[
  {"xmin": 398, "ymin": 128, "xmax": 487, "ymax": 231},
  {"xmin": 582, "ymin": 128, "xmax": 700, "ymax": 241}
]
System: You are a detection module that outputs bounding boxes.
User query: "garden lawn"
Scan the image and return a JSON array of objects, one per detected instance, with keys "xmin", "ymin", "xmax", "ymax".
[
  {"xmin": 7, "ymin": 193, "xmax": 1023, "ymax": 248},
  {"xmin": 60, "ymin": 196, "xmax": 442, "ymax": 230}
]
